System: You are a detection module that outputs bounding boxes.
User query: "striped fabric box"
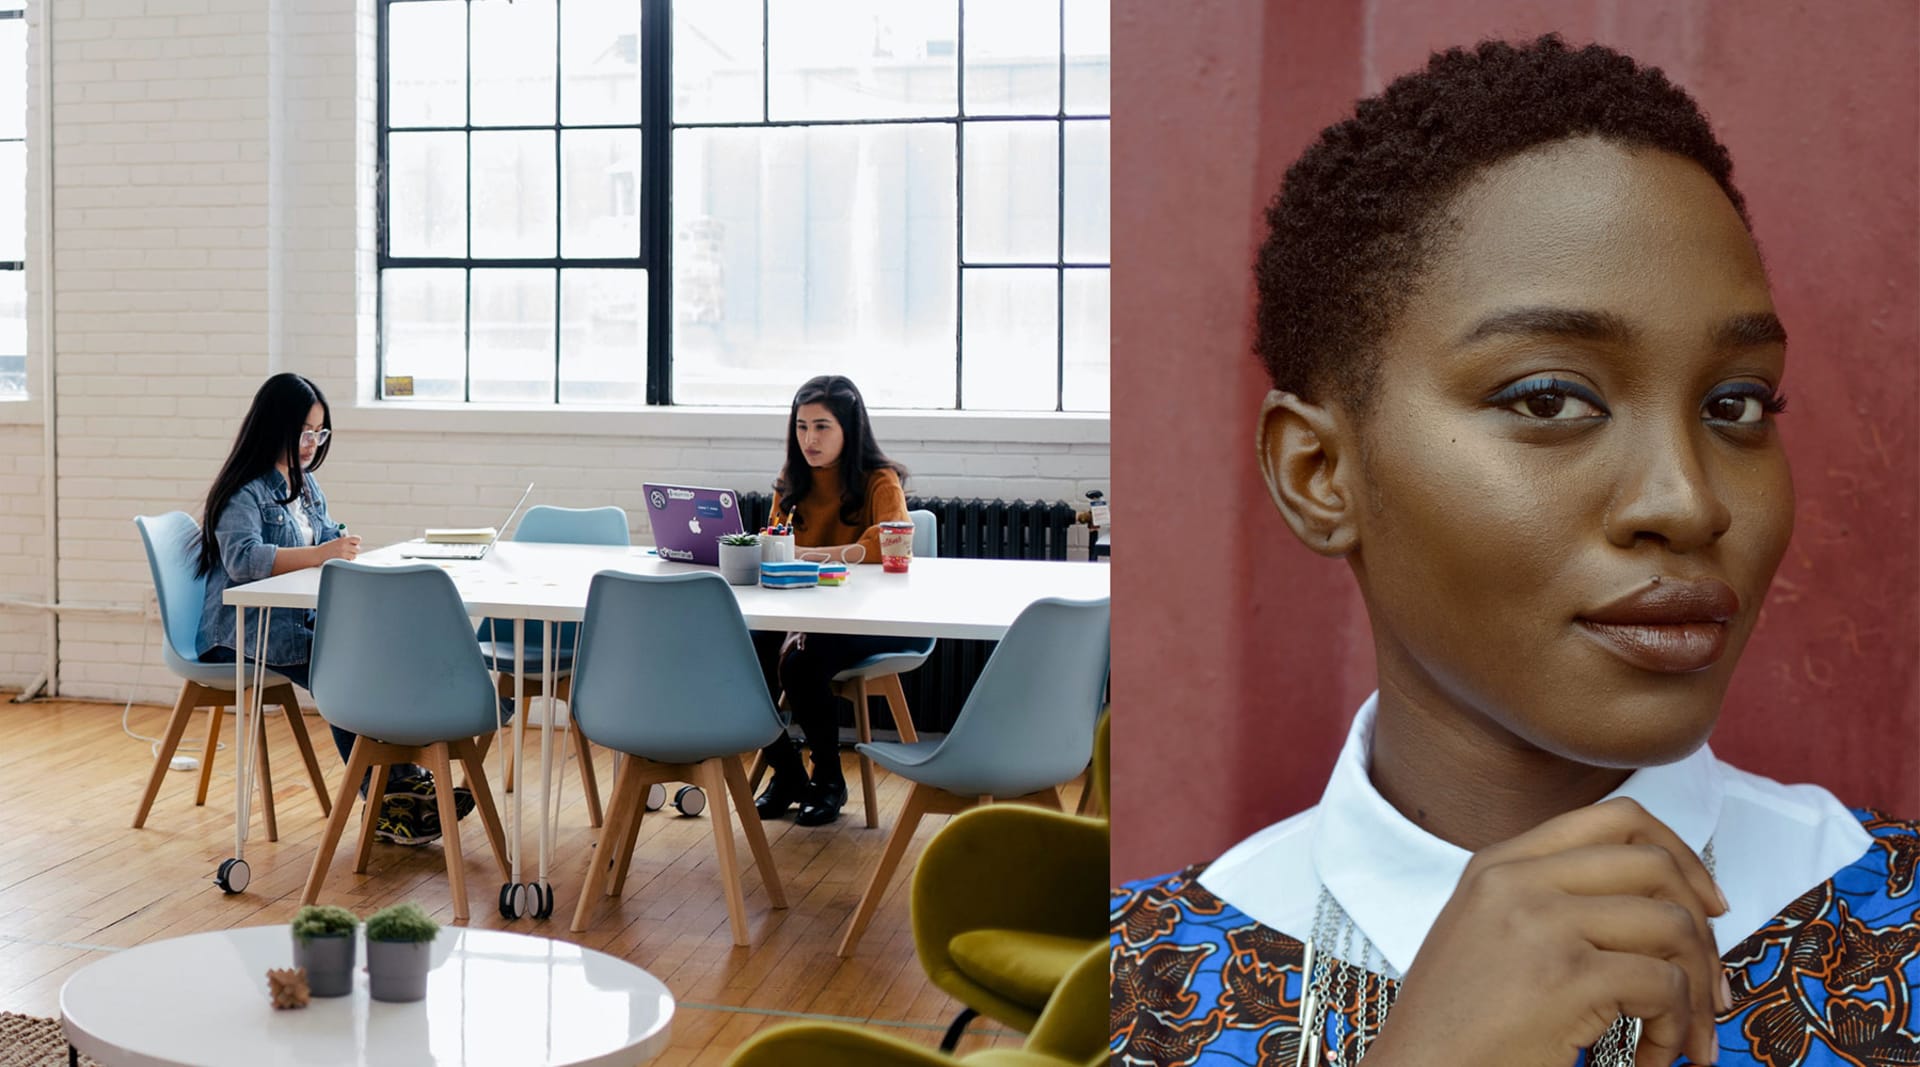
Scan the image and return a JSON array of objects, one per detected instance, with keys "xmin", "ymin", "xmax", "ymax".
[{"xmin": 760, "ymin": 560, "xmax": 821, "ymax": 589}]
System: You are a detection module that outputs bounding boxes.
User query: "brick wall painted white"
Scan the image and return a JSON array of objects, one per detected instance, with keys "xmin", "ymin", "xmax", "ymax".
[{"xmin": 5, "ymin": 0, "xmax": 1110, "ymax": 707}]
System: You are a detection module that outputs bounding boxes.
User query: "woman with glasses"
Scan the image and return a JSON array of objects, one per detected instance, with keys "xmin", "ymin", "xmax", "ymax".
[{"xmin": 192, "ymin": 373, "xmax": 453, "ymax": 847}]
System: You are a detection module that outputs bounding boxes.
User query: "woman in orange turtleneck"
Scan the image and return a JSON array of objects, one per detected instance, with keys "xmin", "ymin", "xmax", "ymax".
[{"xmin": 751, "ymin": 375, "xmax": 918, "ymax": 826}]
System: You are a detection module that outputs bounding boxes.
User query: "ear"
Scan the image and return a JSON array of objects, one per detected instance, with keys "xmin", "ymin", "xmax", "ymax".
[{"xmin": 1256, "ymin": 390, "xmax": 1361, "ymax": 557}]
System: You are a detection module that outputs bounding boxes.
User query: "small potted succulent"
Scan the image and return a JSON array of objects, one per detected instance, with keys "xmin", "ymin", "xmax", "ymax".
[
  {"xmin": 718, "ymin": 531, "xmax": 762, "ymax": 585},
  {"xmin": 290, "ymin": 904, "xmax": 359, "ymax": 997},
  {"xmin": 363, "ymin": 902, "xmax": 440, "ymax": 1003}
]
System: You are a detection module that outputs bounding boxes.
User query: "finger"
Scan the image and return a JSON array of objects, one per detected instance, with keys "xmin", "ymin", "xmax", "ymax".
[
  {"xmin": 1556, "ymin": 895, "xmax": 1721, "ymax": 1062},
  {"xmin": 1479, "ymin": 797, "xmax": 1724, "ymax": 917},
  {"xmin": 1574, "ymin": 951, "xmax": 1709, "ymax": 1067},
  {"xmin": 1508, "ymin": 844, "xmax": 1719, "ymax": 961}
]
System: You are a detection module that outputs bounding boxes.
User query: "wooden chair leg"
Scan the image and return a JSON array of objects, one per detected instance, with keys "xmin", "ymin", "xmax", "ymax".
[
  {"xmin": 352, "ymin": 762, "xmax": 393, "ymax": 876},
  {"xmin": 303, "ymin": 739, "xmax": 373, "ymax": 906},
  {"xmin": 720, "ymin": 752, "xmax": 786, "ymax": 909},
  {"xmin": 702, "ymin": 758, "xmax": 752, "ymax": 947},
  {"xmin": 847, "ymin": 679, "xmax": 879, "ymax": 829},
  {"xmin": 274, "ymin": 685, "xmax": 331, "ymax": 817},
  {"xmin": 573, "ymin": 757, "xmax": 642, "ymax": 933},
  {"xmin": 608, "ymin": 766, "xmax": 650, "ymax": 898},
  {"xmin": 570, "ymin": 720, "xmax": 603, "ymax": 829},
  {"xmin": 194, "ymin": 702, "xmax": 223, "ymax": 805},
  {"xmin": 1029, "ymin": 787, "xmax": 1065, "ymax": 811},
  {"xmin": 1074, "ymin": 777, "xmax": 1095, "ymax": 815},
  {"xmin": 422, "ymin": 744, "xmax": 469, "ymax": 923},
  {"xmin": 880, "ymin": 675, "xmax": 919, "ymax": 743},
  {"xmin": 837, "ymin": 783, "xmax": 934, "ymax": 958},
  {"xmin": 132, "ymin": 683, "xmax": 202, "ymax": 828},
  {"xmin": 747, "ymin": 749, "xmax": 769, "ymax": 793},
  {"xmin": 452, "ymin": 738, "xmax": 509, "ymax": 878},
  {"xmin": 251, "ymin": 693, "xmax": 279, "ymax": 843}
]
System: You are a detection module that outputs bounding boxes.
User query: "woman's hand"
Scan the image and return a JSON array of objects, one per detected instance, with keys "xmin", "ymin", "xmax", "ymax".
[
  {"xmin": 325, "ymin": 535, "xmax": 362, "ymax": 562},
  {"xmin": 1362, "ymin": 797, "xmax": 1729, "ymax": 1067}
]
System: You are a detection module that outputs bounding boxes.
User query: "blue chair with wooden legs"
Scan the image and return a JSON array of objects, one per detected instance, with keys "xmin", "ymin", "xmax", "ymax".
[
  {"xmin": 835, "ymin": 596, "xmax": 1111, "ymax": 958},
  {"xmin": 301, "ymin": 561, "xmax": 509, "ymax": 923},
  {"xmin": 131, "ymin": 512, "xmax": 332, "ymax": 840},
  {"xmin": 749, "ymin": 509, "xmax": 939, "ymax": 828},
  {"xmin": 476, "ymin": 504, "xmax": 628, "ymax": 827},
  {"xmin": 567, "ymin": 570, "xmax": 789, "ymax": 946}
]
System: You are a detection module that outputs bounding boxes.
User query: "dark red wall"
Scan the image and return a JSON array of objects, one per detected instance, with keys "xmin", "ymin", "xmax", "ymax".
[{"xmin": 1112, "ymin": 1, "xmax": 1920, "ymax": 882}]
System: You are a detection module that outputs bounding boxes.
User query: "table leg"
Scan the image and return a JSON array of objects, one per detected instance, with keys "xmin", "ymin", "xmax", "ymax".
[{"xmin": 537, "ymin": 620, "xmax": 556, "ymax": 891}]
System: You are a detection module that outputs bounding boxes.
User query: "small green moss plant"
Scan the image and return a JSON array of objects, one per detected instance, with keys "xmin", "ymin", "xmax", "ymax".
[
  {"xmin": 364, "ymin": 902, "xmax": 440, "ymax": 943},
  {"xmin": 720, "ymin": 531, "xmax": 761, "ymax": 546},
  {"xmin": 291, "ymin": 904, "xmax": 359, "ymax": 942}
]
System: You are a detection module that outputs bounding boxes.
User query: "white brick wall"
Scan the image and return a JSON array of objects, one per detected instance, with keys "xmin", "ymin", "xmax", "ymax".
[{"xmin": 1, "ymin": 0, "xmax": 1109, "ymax": 705}]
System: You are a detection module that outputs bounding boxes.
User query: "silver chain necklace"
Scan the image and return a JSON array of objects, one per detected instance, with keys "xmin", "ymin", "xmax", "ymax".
[{"xmin": 1294, "ymin": 841, "xmax": 1715, "ymax": 1067}]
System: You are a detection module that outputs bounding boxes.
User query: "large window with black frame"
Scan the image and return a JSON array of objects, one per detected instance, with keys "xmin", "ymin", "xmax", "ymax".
[
  {"xmin": 0, "ymin": 2, "xmax": 24, "ymax": 401},
  {"xmin": 377, "ymin": 0, "xmax": 1109, "ymax": 412}
]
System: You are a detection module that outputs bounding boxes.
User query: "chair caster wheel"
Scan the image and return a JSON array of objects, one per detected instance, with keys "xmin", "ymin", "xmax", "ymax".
[
  {"xmin": 214, "ymin": 857, "xmax": 250, "ymax": 894},
  {"xmin": 645, "ymin": 783, "xmax": 666, "ymax": 811},
  {"xmin": 500, "ymin": 881, "xmax": 529, "ymax": 919},
  {"xmin": 532, "ymin": 881, "xmax": 554, "ymax": 920},
  {"xmin": 673, "ymin": 786, "xmax": 706, "ymax": 817}
]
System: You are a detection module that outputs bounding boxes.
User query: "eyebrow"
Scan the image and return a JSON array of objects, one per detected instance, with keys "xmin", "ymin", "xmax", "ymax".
[
  {"xmin": 1460, "ymin": 306, "xmax": 1788, "ymax": 350},
  {"xmin": 1712, "ymin": 311, "xmax": 1788, "ymax": 349}
]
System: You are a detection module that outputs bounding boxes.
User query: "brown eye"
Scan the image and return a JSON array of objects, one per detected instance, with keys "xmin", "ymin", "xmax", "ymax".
[
  {"xmin": 1525, "ymin": 392, "xmax": 1566, "ymax": 418},
  {"xmin": 1705, "ymin": 395, "xmax": 1762, "ymax": 424}
]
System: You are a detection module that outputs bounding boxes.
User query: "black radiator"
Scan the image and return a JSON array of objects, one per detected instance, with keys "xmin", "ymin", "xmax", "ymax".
[{"xmin": 739, "ymin": 491, "xmax": 1080, "ymax": 735}]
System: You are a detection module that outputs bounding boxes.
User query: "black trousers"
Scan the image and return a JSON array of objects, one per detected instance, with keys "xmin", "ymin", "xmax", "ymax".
[{"xmin": 751, "ymin": 630, "xmax": 924, "ymax": 785}]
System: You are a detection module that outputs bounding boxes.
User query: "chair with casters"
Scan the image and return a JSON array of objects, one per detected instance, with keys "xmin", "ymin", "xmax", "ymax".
[
  {"xmin": 300, "ymin": 561, "xmax": 509, "ymax": 923},
  {"xmin": 913, "ymin": 804, "xmax": 1109, "ymax": 1049},
  {"xmin": 475, "ymin": 504, "xmax": 628, "ymax": 827},
  {"xmin": 724, "ymin": 941, "xmax": 1108, "ymax": 1067},
  {"xmin": 566, "ymin": 570, "xmax": 789, "ymax": 946},
  {"xmin": 130, "ymin": 512, "xmax": 332, "ymax": 840},
  {"xmin": 749, "ymin": 508, "xmax": 939, "ymax": 827},
  {"xmin": 836, "ymin": 596, "xmax": 1111, "ymax": 958}
]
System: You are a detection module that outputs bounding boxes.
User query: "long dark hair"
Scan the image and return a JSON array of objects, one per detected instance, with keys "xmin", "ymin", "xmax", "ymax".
[
  {"xmin": 774, "ymin": 375, "xmax": 906, "ymax": 529},
  {"xmin": 195, "ymin": 373, "xmax": 333, "ymax": 577}
]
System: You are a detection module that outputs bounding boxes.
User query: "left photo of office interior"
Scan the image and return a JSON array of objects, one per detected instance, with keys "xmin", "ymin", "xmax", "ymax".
[{"xmin": 0, "ymin": 2, "xmax": 1111, "ymax": 1064}]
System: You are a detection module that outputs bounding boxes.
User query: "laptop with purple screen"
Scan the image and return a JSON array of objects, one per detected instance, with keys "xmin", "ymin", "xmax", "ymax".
[{"xmin": 643, "ymin": 484, "xmax": 744, "ymax": 566}]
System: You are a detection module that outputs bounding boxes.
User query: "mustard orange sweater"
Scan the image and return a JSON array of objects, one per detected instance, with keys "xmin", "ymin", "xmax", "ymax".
[{"xmin": 769, "ymin": 465, "xmax": 907, "ymax": 563}]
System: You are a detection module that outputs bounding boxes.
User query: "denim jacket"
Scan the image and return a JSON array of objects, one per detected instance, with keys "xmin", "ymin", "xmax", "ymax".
[{"xmin": 196, "ymin": 469, "xmax": 343, "ymax": 666}]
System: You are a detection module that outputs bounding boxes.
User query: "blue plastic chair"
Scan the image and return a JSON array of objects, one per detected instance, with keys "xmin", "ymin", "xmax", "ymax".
[
  {"xmin": 835, "ymin": 596, "xmax": 1111, "ymax": 957},
  {"xmin": 566, "ymin": 570, "xmax": 790, "ymax": 945},
  {"xmin": 300, "ymin": 560, "xmax": 509, "ymax": 923},
  {"xmin": 475, "ymin": 504, "xmax": 628, "ymax": 825},
  {"xmin": 750, "ymin": 510, "xmax": 940, "ymax": 828},
  {"xmin": 131, "ymin": 512, "xmax": 332, "ymax": 839}
]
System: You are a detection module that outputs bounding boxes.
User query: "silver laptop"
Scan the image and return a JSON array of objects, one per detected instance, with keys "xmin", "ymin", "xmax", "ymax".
[{"xmin": 400, "ymin": 483, "xmax": 534, "ymax": 561}]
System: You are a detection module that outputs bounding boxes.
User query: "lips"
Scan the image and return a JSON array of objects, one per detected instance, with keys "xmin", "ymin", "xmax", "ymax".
[{"xmin": 1576, "ymin": 579, "xmax": 1741, "ymax": 674}]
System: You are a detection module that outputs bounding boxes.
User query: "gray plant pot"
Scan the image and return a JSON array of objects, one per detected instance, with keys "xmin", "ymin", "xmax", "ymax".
[
  {"xmin": 365, "ymin": 939, "xmax": 433, "ymax": 1003},
  {"xmin": 291, "ymin": 931, "xmax": 356, "ymax": 997},
  {"xmin": 718, "ymin": 542, "xmax": 761, "ymax": 585}
]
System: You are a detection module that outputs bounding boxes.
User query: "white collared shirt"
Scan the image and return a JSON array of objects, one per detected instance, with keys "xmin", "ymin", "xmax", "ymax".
[{"xmin": 1198, "ymin": 693, "xmax": 1875, "ymax": 977}]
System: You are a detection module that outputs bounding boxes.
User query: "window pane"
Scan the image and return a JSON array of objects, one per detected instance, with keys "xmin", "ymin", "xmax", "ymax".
[
  {"xmin": 964, "ymin": 121, "xmax": 1057, "ymax": 264},
  {"xmin": 562, "ymin": 0, "xmax": 642, "ymax": 126},
  {"xmin": 560, "ymin": 269, "xmax": 647, "ymax": 404},
  {"xmin": 387, "ymin": 1, "xmax": 465, "ymax": 127},
  {"xmin": 1062, "ymin": 268, "xmax": 1107, "ymax": 412},
  {"xmin": 767, "ymin": 0, "xmax": 957, "ymax": 121},
  {"xmin": 1063, "ymin": 120, "xmax": 1107, "ymax": 263},
  {"xmin": 963, "ymin": 0, "xmax": 1059, "ymax": 116},
  {"xmin": 673, "ymin": 124, "xmax": 957, "ymax": 408},
  {"xmin": 0, "ymin": 142, "xmax": 21, "ymax": 262},
  {"xmin": 0, "ymin": 19, "xmax": 22, "ymax": 140},
  {"xmin": 471, "ymin": 131, "xmax": 555, "ymax": 258},
  {"xmin": 674, "ymin": 0, "xmax": 762, "ymax": 123},
  {"xmin": 470, "ymin": 269, "xmax": 556, "ymax": 403},
  {"xmin": 471, "ymin": 0, "xmax": 556, "ymax": 127},
  {"xmin": 561, "ymin": 129, "xmax": 640, "ymax": 259},
  {"xmin": 388, "ymin": 132, "xmax": 466, "ymax": 258},
  {"xmin": 0, "ymin": 270, "xmax": 23, "ymax": 357},
  {"xmin": 382, "ymin": 269, "xmax": 466, "ymax": 401},
  {"xmin": 961, "ymin": 268, "xmax": 1056, "ymax": 411},
  {"xmin": 1063, "ymin": 0, "xmax": 1109, "ymax": 115}
]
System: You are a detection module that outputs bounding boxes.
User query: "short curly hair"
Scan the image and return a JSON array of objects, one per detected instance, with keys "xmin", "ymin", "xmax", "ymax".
[{"xmin": 1255, "ymin": 34, "xmax": 1749, "ymax": 412}]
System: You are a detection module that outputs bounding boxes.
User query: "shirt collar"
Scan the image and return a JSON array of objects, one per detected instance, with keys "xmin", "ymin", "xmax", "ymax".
[{"xmin": 1311, "ymin": 692, "xmax": 1723, "ymax": 977}]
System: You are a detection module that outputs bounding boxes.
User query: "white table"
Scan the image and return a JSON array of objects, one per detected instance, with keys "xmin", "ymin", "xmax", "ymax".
[
  {"xmin": 218, "ymin": 544, "xmax": 1109, "ymax": 908},
  {"xmin": 60, "ymin": 925, "xmax": 673, "ymax": 1066}
]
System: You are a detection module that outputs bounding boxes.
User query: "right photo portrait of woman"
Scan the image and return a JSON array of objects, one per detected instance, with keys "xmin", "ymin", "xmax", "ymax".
[{"xmin": 1108, "ymin": 4, "xmax": 1919, "ymax": 1065}]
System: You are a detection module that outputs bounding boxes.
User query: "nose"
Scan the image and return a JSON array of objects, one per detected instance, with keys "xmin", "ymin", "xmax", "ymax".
[{"xmin": 1604, "ymin": 418, "xmax": 1732, "ymax": 553}]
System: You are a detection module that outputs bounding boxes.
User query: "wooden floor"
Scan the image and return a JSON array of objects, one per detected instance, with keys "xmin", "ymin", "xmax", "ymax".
[{"xmin": 0, "ymin": 697, "xmax": 1053, "ymax": 1063}]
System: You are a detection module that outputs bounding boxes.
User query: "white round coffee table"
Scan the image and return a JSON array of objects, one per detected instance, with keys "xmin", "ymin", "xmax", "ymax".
[{"xmin": 60, "ymin": 925, "xmax": 673, "ymax": 1066}]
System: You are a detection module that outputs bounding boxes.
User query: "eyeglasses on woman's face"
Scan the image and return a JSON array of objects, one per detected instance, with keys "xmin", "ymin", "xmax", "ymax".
[{"xmin": 299, "ymin": 429, "xmax": 331, "ymax": 447}]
